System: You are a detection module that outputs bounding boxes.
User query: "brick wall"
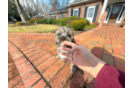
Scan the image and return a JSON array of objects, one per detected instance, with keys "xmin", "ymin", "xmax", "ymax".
[
  {"xmin": 67, "ymin": 0, "xmax": 103, "ymax": 22},
  {"xmin": 64, "ymin": 12, "xmax": 69, "ymax": 17},
  {"xmin": 55, "ymin": 12, "xmax": 69, "ymax": 19}
]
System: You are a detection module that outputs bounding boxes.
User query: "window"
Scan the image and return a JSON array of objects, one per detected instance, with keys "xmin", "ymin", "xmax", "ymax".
[
  {"xmin": 45, "ymin": 16, "xmax": 49, "ymax": 18},
  {"xmin": 87, "ymin": 7, "xmax": 95, "ymax": 17},
  {"xmin": 108, "ymin": 5, "xmax": 122, "ymax": 23},
  {"xmin": 61, "ymin": 13, "xmax": 64, "ymax": 18},
  {"xmin": 50, "ymin": 15, "xmax": 56, "ymax": 19},
  {"xmin": 118, "ymin": 6, "xmax": 125, "ymax": 21},
  {"xmin": 73, "ymin": 9, "xmax": 78, "ymax": 16}
]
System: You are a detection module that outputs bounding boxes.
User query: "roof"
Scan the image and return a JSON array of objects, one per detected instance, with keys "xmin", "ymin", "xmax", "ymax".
[
  {"xmin": 31, "ymin": 14, "xmax": 44, "ymax": 18},
  {"xmin": 65, "ymin": 0, "xmax": 97, "ymax": 7},
  {"xmin": 48, "ymin": 7, "xmax": 68, "ymax": 14}
]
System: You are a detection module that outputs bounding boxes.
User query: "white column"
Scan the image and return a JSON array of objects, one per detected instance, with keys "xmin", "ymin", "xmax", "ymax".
[{"xmin": 98, "ymin": 0, "xmax": 108, "ymax": 23}]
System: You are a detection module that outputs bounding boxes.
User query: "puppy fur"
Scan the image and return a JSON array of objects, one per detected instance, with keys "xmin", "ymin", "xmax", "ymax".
[{"xmin": 55, "ymin": 27, "xmax": 83, "ymax": 75}]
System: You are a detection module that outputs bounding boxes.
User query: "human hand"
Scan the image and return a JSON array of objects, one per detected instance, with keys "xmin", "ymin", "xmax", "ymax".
[{"xmin": 61, "ymin": 41, "xmax": 105, "ymax": 78}]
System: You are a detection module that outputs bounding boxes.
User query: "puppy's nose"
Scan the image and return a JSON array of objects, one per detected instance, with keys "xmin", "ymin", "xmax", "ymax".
[{"xmin": 62, "ymin": 37, "xmax": 66, "ymax": 41}]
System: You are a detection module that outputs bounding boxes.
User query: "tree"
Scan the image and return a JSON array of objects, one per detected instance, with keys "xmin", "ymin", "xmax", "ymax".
[
  {"xmin": 9, "ymin": 0, "xmax": 27, "ymax": 23},
  {"xmin": 47, "ymin": 0, "xmax": 60, "ymax": 12},
  {"xmin": 47, "ymin": 0, "xmax": 70, "ymax": 12},
  {"xmin": 8, "ymin": 0, "xmax": 21, "ymax": 21}
]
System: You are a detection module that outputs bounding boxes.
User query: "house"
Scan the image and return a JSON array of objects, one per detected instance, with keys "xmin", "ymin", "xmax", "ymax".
[
  {"xmin": 31, "ymin": 13, "xmax": 50, "ymax": 19},
  {"xmin": 48, "ymin": 0, "xmax": 125, "ymax": 27},
  {"xmin": 44, "ymin": 13, "xmax": 50, "ymax": 19},
  {"xmin": 48, "ymin": 7, "xmax": 68, "ymax": 19}
]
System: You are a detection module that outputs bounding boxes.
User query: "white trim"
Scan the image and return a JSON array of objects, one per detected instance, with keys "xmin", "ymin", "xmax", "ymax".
[
  {"xmin": 73, "ymin": 8, "xmax": 79, "ymax": 16},
  {"xmin": 116, "ymin": 4, "xmax": 125, "ymax": 23},
  {"xmin": 104, "ymin": 6, "xmax": 112, "ymax": 23},
  {"xmin": 86, "ymin": 6, "xmax": 96, "ymax": 23},
  {"xmin": 98, "ymin": 0, "xmax": 108, "ymax": 23}
]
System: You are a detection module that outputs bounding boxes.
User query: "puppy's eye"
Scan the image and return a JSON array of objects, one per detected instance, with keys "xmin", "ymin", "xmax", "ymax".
[
  {"xmin": 58, "ymin": 33, "xmax": 61, "ymax": 36},
  {"xmin": 68, "ymin": 34, "xmax": 71, "ymax": 37}
]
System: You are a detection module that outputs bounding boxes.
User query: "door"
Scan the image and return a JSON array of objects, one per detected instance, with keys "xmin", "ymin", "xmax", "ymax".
[{"xmin": 86, "ymin": 6, "xmax": 96, "ymax": 23}]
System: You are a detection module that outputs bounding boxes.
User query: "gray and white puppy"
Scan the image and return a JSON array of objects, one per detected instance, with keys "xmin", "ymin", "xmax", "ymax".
[{"xmin": 55, "ymin": 27, "xmax": 83, "ymax": 75}]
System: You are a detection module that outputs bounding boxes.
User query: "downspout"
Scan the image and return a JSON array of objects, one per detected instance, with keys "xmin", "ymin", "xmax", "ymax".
[{"xmin": 98, "ymin": 0, "xmax": 108, "ymax": 23}]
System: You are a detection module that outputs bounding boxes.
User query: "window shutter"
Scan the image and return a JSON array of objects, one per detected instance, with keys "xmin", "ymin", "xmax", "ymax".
[
  {"xmin": 84, "ymin": 7, "xmax": 88, "ymax": 18},
  {"xmin": 71, "ymin": 9, "xmax": 73, "ymax": 16},
  {"xmin": 78, "ymin": 7, "xmax": 81, "ymax": 17},
  {"xmin": 93, "ymin": 4, "xmax": 100, "ymax": 22}
]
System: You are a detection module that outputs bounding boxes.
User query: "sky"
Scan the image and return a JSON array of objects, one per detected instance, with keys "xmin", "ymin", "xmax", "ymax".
[{"xmin": 20, "ymin": 0, "xmax": 74, "ymax": 7}]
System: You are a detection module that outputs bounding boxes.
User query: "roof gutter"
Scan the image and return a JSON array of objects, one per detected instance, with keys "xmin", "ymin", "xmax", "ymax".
[{"xmin": 48, "ymin": 10, "xmax": 67, "ymax": 14}]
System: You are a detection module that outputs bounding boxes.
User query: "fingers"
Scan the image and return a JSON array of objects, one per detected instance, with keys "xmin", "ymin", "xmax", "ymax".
[
  {"xmin": 64, "ymin": 58, "xmax": 74, "ymax": 64},
  {"xmin": 61, "ymin": 47, "xmax": 71, "ymax": 52},
  {"xmin": 62, "ymin": 41, "xmax": 76, "ymax": 47},
  {"xmin": 62, "ymin": 52, "xmax": 73, "ymax": 58}
]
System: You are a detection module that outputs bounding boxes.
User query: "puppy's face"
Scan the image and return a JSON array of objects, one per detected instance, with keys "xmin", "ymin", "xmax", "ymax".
[{"xmin": 55, "ymin": 27, "xmax": 75, "ymax": 45}]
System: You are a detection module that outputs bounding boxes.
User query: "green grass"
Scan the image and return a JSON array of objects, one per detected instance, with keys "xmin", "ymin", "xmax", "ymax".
[
  {"xmin": 84, "ymin": 25, "xmax": 97, "ymax": 30},
  {"xmin": 8, "ymin": 23, "xmax": 60, "ymax": 33}
]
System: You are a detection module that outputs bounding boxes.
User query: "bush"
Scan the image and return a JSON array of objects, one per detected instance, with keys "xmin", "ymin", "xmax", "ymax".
[
  {"xmin": 52, "ymin": 19, "xmax": 59, "ymax": 24},
  {"xmin": 47, "ymin": 18, "xmax": 55, "ymax": 24},
  {"xmin": 66, "ymin": 16, "xmax": 79, "ymax": 20},
  {"xmin": 29, "ymin": 19, "xmax": 37, "ymax": 23},
  {"xmin": 80, "ymin": 18, "xmax": 90, "ymax": 25},
  {"xmin": 15, "ymin": 21, "xmax": 23, "ymax": 26},
  {"xmin": 37, "ymin": 19, "xmax": 44, "ymax": 23},
  {"xmin": 43, "ymin": 19, "xmax": 48, "ymax": 24},
  {"xmin": 58, "ymin": 18, "xmax": 68, "ymax": 26},
  {"xmin": 66, "ymin": 20, "xmax": 73, "ymax": 28},
  {"xmin": 72, "ymin": 20, "xmax": 86, "ymax": 30}
]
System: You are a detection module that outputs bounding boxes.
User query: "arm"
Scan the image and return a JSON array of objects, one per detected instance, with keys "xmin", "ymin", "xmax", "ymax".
[{"xmin": 85, "ymin": 60, "xmax": 128, "ymax": 88}]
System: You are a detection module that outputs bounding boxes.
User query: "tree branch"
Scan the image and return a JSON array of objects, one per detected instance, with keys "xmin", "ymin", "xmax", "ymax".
[{"xmin": 10, "ymin": 0, "xmax": 16, "ymax": 5}]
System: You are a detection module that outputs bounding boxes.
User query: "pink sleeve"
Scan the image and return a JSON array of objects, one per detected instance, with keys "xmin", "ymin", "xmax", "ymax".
[{"xmin": 94, "ymin": 64, "xmax": 125, "ymax": 88}]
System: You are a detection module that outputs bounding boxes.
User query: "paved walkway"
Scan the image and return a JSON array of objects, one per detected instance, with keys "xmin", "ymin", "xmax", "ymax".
[{"xmin": 8, "ymin": 26, "xmax": 125, "ymax": 88}]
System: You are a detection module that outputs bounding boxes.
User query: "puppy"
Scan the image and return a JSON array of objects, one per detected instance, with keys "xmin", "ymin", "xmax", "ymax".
[{"xmin": 55, "ymin": 27, "xmax": 83, "ymax": 75}]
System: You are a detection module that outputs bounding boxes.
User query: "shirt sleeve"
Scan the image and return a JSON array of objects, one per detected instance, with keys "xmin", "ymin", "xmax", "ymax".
[{"xmin": 94, "ymin": 64, "xmax": 125, "ymax": 88}]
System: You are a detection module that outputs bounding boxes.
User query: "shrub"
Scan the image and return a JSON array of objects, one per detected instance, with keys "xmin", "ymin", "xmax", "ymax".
[
  {"xmin": 37, "ymin": 19, "xmax": 44, "ymax": 23},
  {"xmin": 43, "ymin": 19, "xmax": 48, "ymax": 24},
  {"xmin": 66, "ymin": 16, "xmax": 79, "ymax": 20},
  {"xmin": 52, "ymin": 19, "xmax": 57, "ymax": 24},
  {"xmin": 29, "ymin": 19, "xmax": 37, "ymax": 23},
  {"xmin": 58, "ymin": 18, "xmax": 68, "ymax": 26},
  {"xmin": 47, "ymin": 18, "xmax": 55, "ymax": 24},
  {"xmin": 72, "ymin": 20, "xmax": 86, "ymax": 30},
  {"xmin": 80, "ymin": 18, "xmax": 90, "ymax": 25},
  {"xmin": 66, "ymin": 20, "xmax": 73, "ymax": 28},
  {"xmin": 15, "ymin": 21, "xmax": 23, "ymax": 26}
]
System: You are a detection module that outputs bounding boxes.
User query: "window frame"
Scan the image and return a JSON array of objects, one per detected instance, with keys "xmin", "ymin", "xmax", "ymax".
[
  {"xmin": 61, "ymin": 13, "xmax": 64, "ymax": 18},
  {"xmin": 86, "ymin": 6, "xmax": 96, "ymax": 18},
  {"xmin": 73, "ymin": 8, "xmax": 79, "ymax": 16}
]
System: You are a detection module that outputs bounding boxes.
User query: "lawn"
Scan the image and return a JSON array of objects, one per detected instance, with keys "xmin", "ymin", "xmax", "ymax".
[
  {"xmin": 8, "ymin": 23, "xmax": 60, "ymax": 33},
  {"xmin": 8, "ymin": 23, "xmax": 97, "ymax": 35}
]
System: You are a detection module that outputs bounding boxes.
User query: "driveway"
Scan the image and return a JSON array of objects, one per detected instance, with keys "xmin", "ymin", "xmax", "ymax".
[{"xmin": 8, "ymin": 26, "xmax": 125, "ymax": 88}]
